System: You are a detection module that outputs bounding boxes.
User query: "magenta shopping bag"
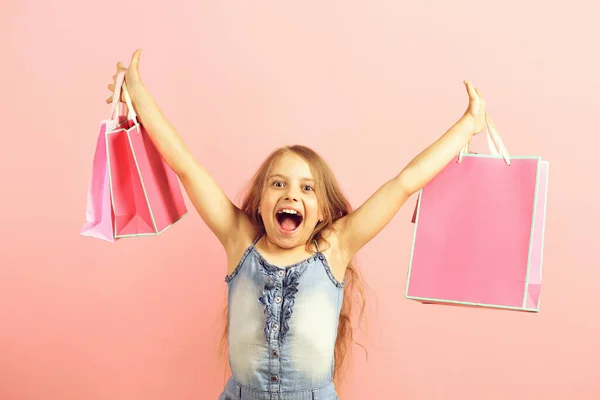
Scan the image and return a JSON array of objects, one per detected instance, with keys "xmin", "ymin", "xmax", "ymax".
[
  {"xmin": 406, "ymin": 113, "xmax": 549, "ymax": 312},
  {"xmin": 81, "ymin": 71, "xmax": 187, "ymax": 242}
]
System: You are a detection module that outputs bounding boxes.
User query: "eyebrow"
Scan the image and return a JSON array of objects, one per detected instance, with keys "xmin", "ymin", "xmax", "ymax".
[{"xmin": 268, "ymin": 174, "xmax": 315, "ymax": 183}]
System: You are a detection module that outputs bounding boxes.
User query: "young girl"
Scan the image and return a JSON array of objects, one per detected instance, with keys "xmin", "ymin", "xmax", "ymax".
[{"xmin": 107, "ymin": 50, "xmax": 486, "ymax": 400}]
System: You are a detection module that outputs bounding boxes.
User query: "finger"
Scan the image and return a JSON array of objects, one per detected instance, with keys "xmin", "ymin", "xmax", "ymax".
[
  {"xmin": 106, "ymin": 95, "xmax": 113, "ymax": 104},
  {"xmin": 115, "ymin": 62, "xmax": 126, "ymax": 79},
  {"xmin": 108, "ymin": 83, "xmax": 115, "ymax": 91},
  {"xmin": 475, "ymin": 88, "xmax": 483, "ymax": 99}
]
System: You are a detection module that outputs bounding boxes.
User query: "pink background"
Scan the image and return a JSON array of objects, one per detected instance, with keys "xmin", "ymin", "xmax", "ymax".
[{"xmin": 1, "ymin": 1, "xmax": 599, "ymax": 399}]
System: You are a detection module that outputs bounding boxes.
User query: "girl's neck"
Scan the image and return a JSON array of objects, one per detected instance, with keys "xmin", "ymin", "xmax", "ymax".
[
  {"xmin": 259, "ymin": 235, "xmax": 306, "ymax": 253},
  {"xmin": 256, "ymin": 235, "xmax": 315, "ymax": 265}
]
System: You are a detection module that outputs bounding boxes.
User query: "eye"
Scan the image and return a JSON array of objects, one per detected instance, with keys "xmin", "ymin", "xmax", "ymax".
[
  {"xmin": 273, "ymin": 180, "xmax": 285, "ymax": 188},
  {"xmin": 302, "ymin": 184, "xmax": 314, "ymax": 192}
]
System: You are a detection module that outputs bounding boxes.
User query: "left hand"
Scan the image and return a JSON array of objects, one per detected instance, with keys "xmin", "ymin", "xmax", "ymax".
[
  {"xmin": 462, "ymin": 80, "xmax": 486, "ymax": 135},
  {"xmin": 106, "ymin": 49, "xmax": 144, "ymax": 104}
]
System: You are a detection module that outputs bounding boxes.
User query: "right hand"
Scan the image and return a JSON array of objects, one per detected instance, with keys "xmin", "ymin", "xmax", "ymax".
[{"xmin": 106, "ymin": 49, "xmax": 143, "ymax": 104}]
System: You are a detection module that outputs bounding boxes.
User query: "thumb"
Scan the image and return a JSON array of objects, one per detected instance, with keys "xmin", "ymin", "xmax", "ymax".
[
  {"xmin": 128, "ymin": 49, "xmax": 142, "ymax": 79},
  {"xmin": 464, "ymin": 80, "xmax": 478, "ymax": 101}
]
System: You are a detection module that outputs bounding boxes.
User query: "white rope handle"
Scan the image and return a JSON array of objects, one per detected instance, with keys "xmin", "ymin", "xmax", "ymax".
[
  {"xmin": 458, "ymin": 112, "xmax": 511, "ymax": 166},
  {"xmin": 121, "ymin": 80, "xmax": 138, "ymax": 123},
  {"xmin": 109, "ymin": 70, "xmax": 126, "ymax": 121},
  {"xmin": 109, "ymin": 69, "xmax": 137, "ymax": 126}
]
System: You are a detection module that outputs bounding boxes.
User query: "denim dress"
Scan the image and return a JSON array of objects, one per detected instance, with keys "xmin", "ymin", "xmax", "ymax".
[{"xmin": 219, "ymin": 235, "xmax": 345, "ymax": 400}]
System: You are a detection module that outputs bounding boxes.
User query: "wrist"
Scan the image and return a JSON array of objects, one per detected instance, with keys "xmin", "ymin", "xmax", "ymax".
[{"xmin": 457, "ymin": 114, "xmax": 478, "ymax": 138}]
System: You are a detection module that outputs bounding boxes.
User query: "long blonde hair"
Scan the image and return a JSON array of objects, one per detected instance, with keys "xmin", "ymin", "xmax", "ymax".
[{"xmin": 219, "ymin": 145, "xmax": 368, "ymax": 389}]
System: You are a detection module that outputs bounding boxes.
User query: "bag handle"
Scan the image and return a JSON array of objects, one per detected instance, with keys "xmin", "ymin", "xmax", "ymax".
[
  {"xmin": 458, "ymin": 112, "xmax": 511, "ymax": 166},
  {"xmin": 121, "ymin": 80, "xmax": 138, "ymax": 123},
  {"xmin": 109, "ymin": 69, "xmax": 137, "ymax": 125},
  {"xmin": 109, "ymin": 70, "xmax": 125, "ymax": 120}
]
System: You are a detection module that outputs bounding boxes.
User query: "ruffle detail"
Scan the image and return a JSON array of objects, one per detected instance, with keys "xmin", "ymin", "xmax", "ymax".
[
  {"xmin": 257, "ymin": 265, "xmax": 277, "ymax": 341},
  {"xmin": 280, "ymin": 267, "xmax": 303, "ymax": 341},
  {"xmin": 224, "ymin": 246, "xmax": 253, "ymax": 283},
  {"xmin": 318, "ymin": 253, "xmax": 346, "ymax": 288},
  {"xmin": 256, "ymin": 254, "xmax": 309, "ymax": 344}
]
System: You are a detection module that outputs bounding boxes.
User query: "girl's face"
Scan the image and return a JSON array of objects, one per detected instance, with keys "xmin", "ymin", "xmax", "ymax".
[{"xmin": 259, "ymin": 152, "xmax": 323, "ymax": 249}]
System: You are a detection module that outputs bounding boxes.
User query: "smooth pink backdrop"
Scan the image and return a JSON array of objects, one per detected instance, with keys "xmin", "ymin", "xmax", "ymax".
[{"xmin": 1, "ymin": 1, "xmax": 599, "ymax": 399}]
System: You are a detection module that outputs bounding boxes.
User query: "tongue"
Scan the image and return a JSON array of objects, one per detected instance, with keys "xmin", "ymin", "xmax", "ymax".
[{"xmin": 280, "ymin": 216, "xmax": 299, "ymax": 231}]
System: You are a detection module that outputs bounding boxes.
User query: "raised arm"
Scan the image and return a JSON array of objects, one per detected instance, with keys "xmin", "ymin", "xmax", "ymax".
[
  {"xmin": 335, "ymin": 81, "xmax": 486, "ymax": 257},
  {"xmin": 109, "ymin": 50, "xmax": 253, "ymax": 249}
]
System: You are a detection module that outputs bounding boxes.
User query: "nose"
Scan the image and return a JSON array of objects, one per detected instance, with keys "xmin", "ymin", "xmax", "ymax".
[{"xmin": 284, "ymin": 186, "xmax": 300, "ymax": 202}]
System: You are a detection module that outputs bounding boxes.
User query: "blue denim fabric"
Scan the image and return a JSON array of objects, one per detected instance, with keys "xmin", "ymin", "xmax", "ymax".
[
  {"xmin": 218, "ymin": 377, "xmax": 338, "ymax": 400},
  {"xmin": 220, "ymin": 235, "xmax": 345, "ymax": 400}
]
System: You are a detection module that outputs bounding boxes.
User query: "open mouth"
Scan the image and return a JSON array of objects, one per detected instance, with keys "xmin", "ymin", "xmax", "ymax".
[{"xmin": 276, "ymin": 209, "xmax": 303, "ymax": 233}]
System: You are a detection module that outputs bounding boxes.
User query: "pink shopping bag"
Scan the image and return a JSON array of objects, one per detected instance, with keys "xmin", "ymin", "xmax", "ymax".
[
  {"xmin": 81, "ymin": 71, "xmax": 187, "ymax": 242},
  {"xmin": 405, "ymin": 113, "xmax": 549, "ymax": 312}
]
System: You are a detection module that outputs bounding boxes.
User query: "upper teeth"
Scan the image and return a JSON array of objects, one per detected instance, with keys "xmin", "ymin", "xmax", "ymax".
[{"xmin": 279, "ymin": 209, "xmax": 299, "ymax": 215}]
